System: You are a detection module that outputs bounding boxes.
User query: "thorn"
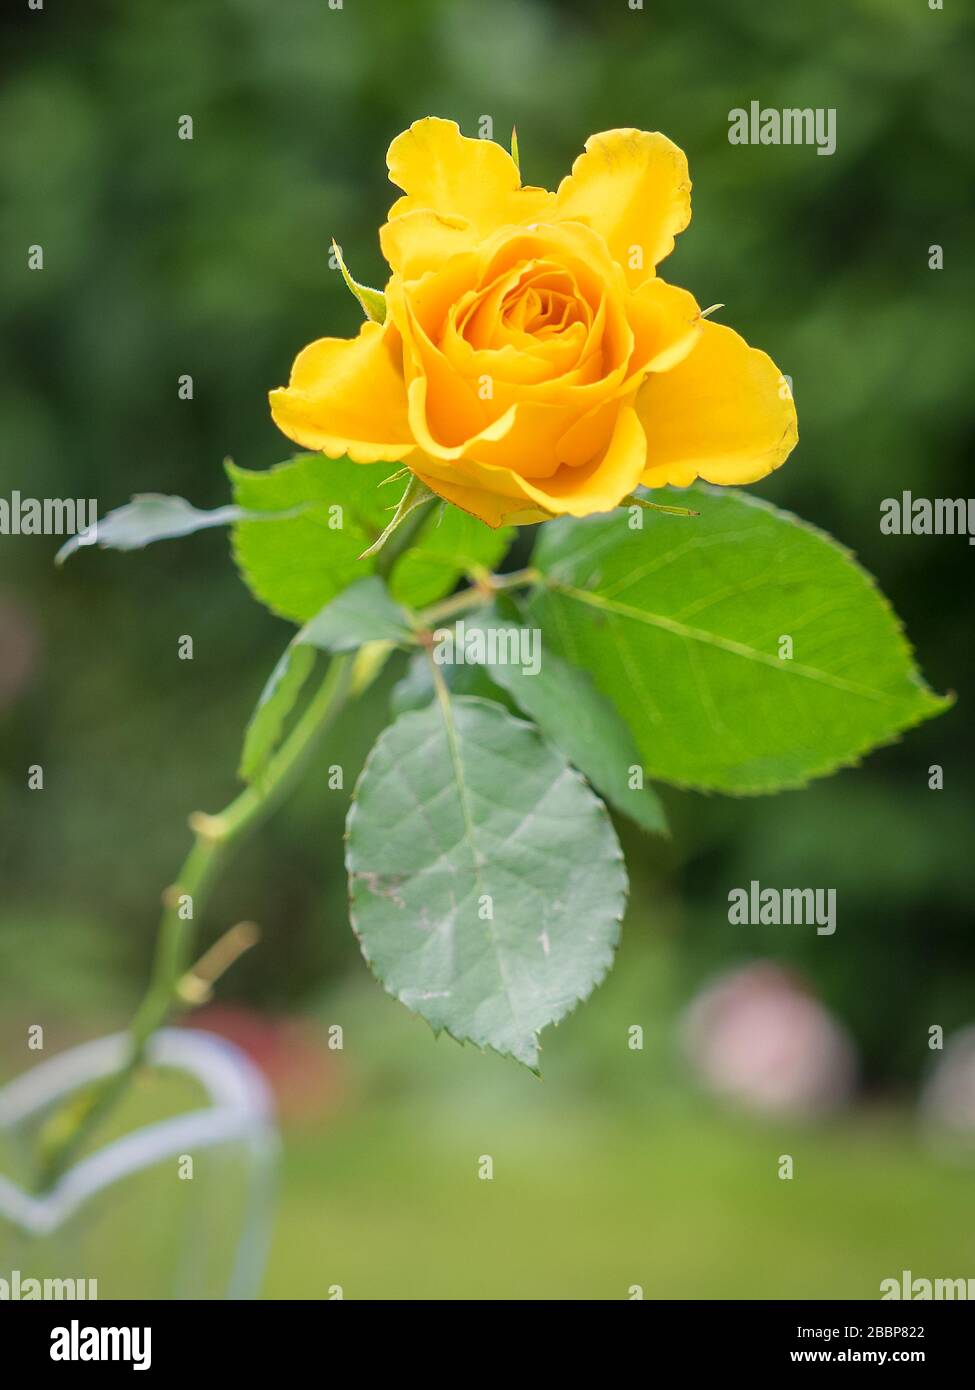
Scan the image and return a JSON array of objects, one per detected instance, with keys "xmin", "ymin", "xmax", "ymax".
[
  {"xmin": 189, "ymin": 811, "xmax": 226, "ymax": 842},
  {"xmin": 177, "ymin": 921, "xmax": 261, "ymax": 1006}
]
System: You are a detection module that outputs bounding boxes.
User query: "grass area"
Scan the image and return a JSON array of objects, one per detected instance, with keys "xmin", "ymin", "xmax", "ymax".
[
  {"xmin": 264, "ymin": 1101, "xmax": 974, "ymax": 1300},
  {"xmin": 3, "ymin": 973, "xmax": 972, "ymax": 1299}
]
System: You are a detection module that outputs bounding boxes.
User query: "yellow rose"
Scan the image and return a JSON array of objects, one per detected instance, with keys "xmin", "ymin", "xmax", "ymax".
[{"xmin": 270, "ymin": 118, "xmax": 798, "ymax": 528}]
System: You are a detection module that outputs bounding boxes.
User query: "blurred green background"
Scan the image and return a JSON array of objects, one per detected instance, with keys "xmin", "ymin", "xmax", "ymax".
[{"xmin": 1, "ymin": 0, "xmax": 973, "ymax": 1298}]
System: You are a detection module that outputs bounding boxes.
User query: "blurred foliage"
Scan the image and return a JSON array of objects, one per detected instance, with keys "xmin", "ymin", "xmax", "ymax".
[{"xmin": 1, "ymin": 0, "xmax": 973, "ymax": 1107}]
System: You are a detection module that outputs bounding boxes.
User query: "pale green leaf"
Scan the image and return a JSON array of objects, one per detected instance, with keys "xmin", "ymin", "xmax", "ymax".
[
  {"xmin": 346, "ymin": 695, "xmax": 627, "ymax": 1068},
  {"xmin": 55, "ymin": 493, "xmax": 269, "ymax": 566}
]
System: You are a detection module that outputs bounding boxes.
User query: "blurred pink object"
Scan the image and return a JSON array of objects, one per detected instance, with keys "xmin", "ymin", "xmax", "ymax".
[
  {"xmin": 682, "ymin": 962, "xmax": 857, "ymax": 1117},
  {"xmin": 920, "ymin": 1025, "xmax": 975, "ymax": 1154},
  {"xmin": 184, "ymin": 1005, "xmax": 343, "ymax": 1123}
]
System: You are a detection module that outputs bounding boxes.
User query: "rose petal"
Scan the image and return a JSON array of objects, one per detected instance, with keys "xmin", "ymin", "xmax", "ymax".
[
  {"xmin": 637, "ymin": 320, "xmax": 798, "ymax": 488},
  {"xmin": 555, "ymin": 129, "xmax": 691, "ymax": 287},
  {"xmin": 269, "ymin": 320, "xmax": 413, "ymax": 463}
]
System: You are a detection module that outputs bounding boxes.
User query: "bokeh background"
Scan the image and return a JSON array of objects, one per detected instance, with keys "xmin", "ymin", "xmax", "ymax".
[{"xmin": 2, "ymin": 0, "xmax": 974, "ymax": 1298}]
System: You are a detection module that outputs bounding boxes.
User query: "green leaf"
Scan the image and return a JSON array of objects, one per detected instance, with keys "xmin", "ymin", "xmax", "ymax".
[
  {"xmin": 391, "ymin": 505, "xmax": 514, "ymax": 610},
  {"xmin": 239, "ymin": 642, "xmax": 316, "ymax": 782},
  {"xmin": 228, "ymin": 455, "xmax": 393, "ymax": 622},
  {"xmin": 389, "ymin": 503, "xmax": 514, "ymax": 606},
  {"xmin": 346, "ymin": 694, "xmax": 627, "ymax": 1068},
  {"xmin": 402, "ymin": 606, "xmax": 667, "ymax": 833},
  {"xmin": 459, "ymin": 608, "xmax": 668, "ymax": 835},
  {"xmin": 239, "ymin": 578, "xmax": 411, "ymax": 783},
  {"xmin": 390, "ymin": 649, "xmax": 507, "ymax": 717},
  {"xmin": 55, "ymin": 493, "xmax": 266, "ymax": 566},
  {"xmin": 228, "ymin": 454, "xmax": 513, "ymax": 622},
  {"xmin": 527, "ymin": 486, "xmax": 951, "ymax": 794},
  {"xmin": 300, "ymin": 576, "xmax": 411, "ymax": 652}
]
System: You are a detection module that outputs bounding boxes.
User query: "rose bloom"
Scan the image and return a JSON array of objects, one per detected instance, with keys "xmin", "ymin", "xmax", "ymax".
[{"xmin": 270, "ymin": 119, "xmax": 798, "ymax": 528}]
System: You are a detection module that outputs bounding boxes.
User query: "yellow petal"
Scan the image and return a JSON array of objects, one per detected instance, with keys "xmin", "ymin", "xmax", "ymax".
[
  {"xmin": 637, "ymin": 320, "xmax": 798, "ymax": 488},
  {"xmin": 518, "ymin": 402, "xmax": 647, "ymax": 515},
  {"xmin": 413, "ymin": 402, "xmax": 647, "ymax": 524},
  {"xmin": 380, "ymin": 210, "xmax": 474, "ymax": 283},
  {"xmin": 382, "ymin": 118, "xmax": 554, "ymax": 278},
  {"xmin": 390, "ymin": 257, "xmax": 627, "ymax": 466},
  {"xmin": 626, "ymin": 278, "xmax": 702, "ymax": 375},
  {"xmin": 555, "ymin": 129, "xmax": 691, "ymax": 286},
  {"xmin": 269, "ymin": 321, "xmax": 414, "ymax": 463}
]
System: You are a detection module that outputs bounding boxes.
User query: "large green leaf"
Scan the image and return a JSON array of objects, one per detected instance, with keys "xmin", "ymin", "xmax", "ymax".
[
  {"xmin": 228, "ymin": 454, "xmax": 512, "ymax": 621},
  {"xmin": 346, "ymin": 694, "xmax": 627, "ymax": 1068},
  {"xmin": 527, "ymin": 487, "xmax": 951, "ymax": 794}
]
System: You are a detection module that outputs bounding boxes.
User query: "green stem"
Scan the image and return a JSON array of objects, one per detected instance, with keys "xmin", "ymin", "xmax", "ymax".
[
  {"xmin": 36, "ymin": 496, "xmax": 515, "ymax": 1189},
  {"xmin": 418, "ymin": 567, "xmax": 540, "ymax": 627},
  {"xmin": 37, "ymin": 653, "xmax": 355, "ymax": 1189}
]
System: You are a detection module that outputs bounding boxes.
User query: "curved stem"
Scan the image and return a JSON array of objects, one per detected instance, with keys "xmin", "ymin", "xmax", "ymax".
[
  {"xmin": 37, "ymin": 653, "xmax": 355, "ymax": 1189},
  {"xmin": 35, "ymin": 496, "xmax": 506, "ymax": 1189}
]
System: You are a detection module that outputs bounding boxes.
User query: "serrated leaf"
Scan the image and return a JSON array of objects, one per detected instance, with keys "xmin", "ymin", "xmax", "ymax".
[
  {"xmin": 527, "ymin": 486, "xmax": 951, "ymax": 794},
  {"xmin": 228, "ymin": 455, "xmax": 393, "ymax": 622},
  {"xmin": 458, "ymin": 608, "xmax": 668, "ymax": 835},
  {"xmin": 55, "ymin": 494, "xmax": 263, "ymax": 566},
  {"xmin": 346, "ymin": 694, "xmax": 627, "ymax": 1068},
  {"xmin": 228, "ymin": 454, "xmax": 513, "ymax": 622}
]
